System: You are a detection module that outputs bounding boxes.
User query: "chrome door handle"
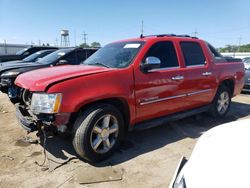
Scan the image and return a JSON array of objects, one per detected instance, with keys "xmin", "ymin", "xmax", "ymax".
[
  {"xmin": 171, "ymin": 75, "xmax": 184, "ymax": 80},
  {"xmin": 202, "ymin": 72, "xmax": 212, "ymax": 76}
]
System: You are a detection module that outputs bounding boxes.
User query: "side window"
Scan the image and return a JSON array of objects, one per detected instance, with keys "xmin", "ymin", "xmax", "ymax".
[
  {"xmin": 27, "ymin": 48, "xmax": 39, "ymax": 55},
  {"xmin": 207, "ymin": 43, "xmax": 223, "ymax": 58},
  {"xmin": 86, "ymin": 49, "xmax": 96, "ymax": 59},
  {"xmin": 180, "ymin": 42, "xmax": 206, "ymax": 66},
  {"xmin": 145, "ymin": 41, "xmax": 179, "ymax": 68},
  {"xmin": 64, "ymin": 51, "xmax": 78, "ymax": 65},
  {"xmin": 76, "ymin": 50, "xmax": 86, "ymax": 62}
]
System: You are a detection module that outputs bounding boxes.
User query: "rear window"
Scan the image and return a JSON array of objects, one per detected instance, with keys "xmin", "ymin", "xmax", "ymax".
[
  {"xmin": 207, "ymin": 43, "xmax": 222, "ymax": 58},
  {"xmin": 180, "ymin": 42, "xmax": 206, "ymax": 66}
]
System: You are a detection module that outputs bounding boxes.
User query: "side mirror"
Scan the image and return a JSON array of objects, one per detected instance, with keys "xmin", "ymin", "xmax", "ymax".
[
  {"xmin": 35, "ymin": 58, "xmax": 41, "ymax": 62},
  {"xmin": 57, "ymin": 59, "xmax": 68, "ymax": 65},
  {"xmin": 23, "ymin": 51, "xmax": 30, "ymax": 56},
  {"xmin": 141, "ymin": 56, "xmax": 161, "ymax": 72}
]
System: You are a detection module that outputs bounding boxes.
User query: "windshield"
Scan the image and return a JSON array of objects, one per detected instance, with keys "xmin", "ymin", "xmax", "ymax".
[
  {"xmin": 37, "ymin": 48, "xmax": 72, "ymax": 64},
  {"xmin": 16, "ymin": 48, "xmax": 28, "ymax": 55},
  {"xmin": 83, "ymin": 41, "xmax": 145, "ymax": 68},
  {"xmin": 23, "ymin": 51, "xmax": 43, "ymax": 62}
]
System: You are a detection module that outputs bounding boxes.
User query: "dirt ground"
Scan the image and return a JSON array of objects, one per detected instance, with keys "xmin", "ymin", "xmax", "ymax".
[{"xmin": 0, "ymin": 93, "xmax": 250, "ymax": 188}]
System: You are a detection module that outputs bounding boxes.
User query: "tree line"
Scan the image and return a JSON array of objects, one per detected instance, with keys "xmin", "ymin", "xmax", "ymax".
[
  {"xmin": 218, "ymin": 44, "xmax": 250, "ymax": 53},
  {"xmin": 79, "ymin": 42, "xmax": 101, "ymax": 48}
]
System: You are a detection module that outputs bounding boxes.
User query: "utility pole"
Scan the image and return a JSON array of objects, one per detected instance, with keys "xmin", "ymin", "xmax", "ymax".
[
  {"xmin": 55, "ymin": 38, "xmax": 58, "ymax": 47},
  {"xmin": 82, "ymin": 32, "xmax": 87, "ymax": 45},
  {"xmin": 141, "ymin": 20, "xmax": 144, "ymax": 36},
  {"xmin": 74, "ymin": 30, "xmax": 77, "ymax": 47},
  {"xmin": 4, "ymin": 40, "xmax": 7, "ymax": 54},
  {"xmin": 238, "ymin": 36, "xmax": 242, "ymax": 52}
]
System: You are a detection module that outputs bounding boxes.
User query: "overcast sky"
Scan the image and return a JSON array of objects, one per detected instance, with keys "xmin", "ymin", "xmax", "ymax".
[{"xmin": 0, "ymin": 0, "xmax": 249, "ymax": 47}]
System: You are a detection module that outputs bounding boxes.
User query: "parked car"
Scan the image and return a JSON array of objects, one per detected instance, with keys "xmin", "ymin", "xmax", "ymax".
[
  {"xmin": 242, "ymin": 67, "xmax": 250, "ymax": 92},
  {"xmin": 169, "ymin": 119, "xmax": 250, "ymax": 188},
  {"xmin": 3, "ymin": 49, "xmax": 56, "ymax": 65},
  {"xmin": 243, "ymin": 59, "xmax": 250, "ymax": 70},
  {"xmin": 242, "ymin": 57, "xmax": 250, "ymax": 62},
  {"xmin": 15, "ymin": 34, "xmax": 244, "ymax": 162},
  {"xmin": 0, "ymin": 46, "xmax": 58, "ymax": 62},
  {"xmin": 0, "ymin": 47, "xmax": 97, "ymax": 102}
]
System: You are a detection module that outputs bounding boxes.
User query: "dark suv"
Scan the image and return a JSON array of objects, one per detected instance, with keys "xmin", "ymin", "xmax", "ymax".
[
  {"xmin": 0, "ymin": 46, "xmax": 58, "ymax": 62},
  {"xmin": 0, "ymin": 47, "xmax": 98, "ymax": 102}
]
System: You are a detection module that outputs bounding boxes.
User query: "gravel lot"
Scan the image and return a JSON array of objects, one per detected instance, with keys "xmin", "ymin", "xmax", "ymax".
[{"xmin": 0, "ymin": 93, "xmax": 249, "ymax": 188}]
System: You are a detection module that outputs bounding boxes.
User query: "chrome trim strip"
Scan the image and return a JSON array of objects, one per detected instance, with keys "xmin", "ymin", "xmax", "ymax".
[
  {"xmin": 139, "ymin": 89, "xmax": 212, "ymax": 106},
  {"xmin": 186, "ymin": 64, "xmax": 205, "ymax": 67},
  {"xmin": 187, "ymin": 89, "xmax": 212, "ymax": 96},
  {"xmin": 140, "ymin": 94, "xmax": 186, "ymax": 105},
  {"xmin": 148, "ymin": 66, "xmax": 180, "ymax": 72}
]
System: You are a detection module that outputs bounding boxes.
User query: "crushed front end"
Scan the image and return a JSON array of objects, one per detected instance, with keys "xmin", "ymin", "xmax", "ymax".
[{"xmin": 16, "ymin": 89, "xmax": 71, "ymax": 134}]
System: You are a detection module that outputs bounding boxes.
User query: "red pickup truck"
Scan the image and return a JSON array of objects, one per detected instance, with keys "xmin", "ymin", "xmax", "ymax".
[{"xmin": 15, "ymin": 34, "xmax": 244, "ymax": 162}]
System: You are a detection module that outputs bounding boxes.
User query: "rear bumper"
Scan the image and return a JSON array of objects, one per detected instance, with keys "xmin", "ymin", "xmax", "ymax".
[{"xmin": 15, "ymin": 105, "xmax": 37, "ymax": 132}]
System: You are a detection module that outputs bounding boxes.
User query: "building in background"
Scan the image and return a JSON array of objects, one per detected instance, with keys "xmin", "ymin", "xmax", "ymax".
[{"xmin": 0, "ymin": 43, "xmax": 29, "ymax": 55}]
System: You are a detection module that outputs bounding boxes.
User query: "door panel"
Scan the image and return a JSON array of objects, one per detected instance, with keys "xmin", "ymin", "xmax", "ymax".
[
  {"xmin": 134, "ymin": 41, "xmax": 188, "ymax": 123},
  {"xmin": 180, "ymin": 41, "xmax": 217, "ymax": 108},
  {"xmin": 183, "ymin": 66, "xmax": 216, "ymax": 108},
  {"xmin": 135, "ymin": 69, "xmax": 188, "ymax": 123}
]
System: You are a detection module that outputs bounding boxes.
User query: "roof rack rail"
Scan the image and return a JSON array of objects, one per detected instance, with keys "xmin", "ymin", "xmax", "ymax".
[{"xmin": 140, "ymin": 34, "xmax": 198, "ymax": 39}]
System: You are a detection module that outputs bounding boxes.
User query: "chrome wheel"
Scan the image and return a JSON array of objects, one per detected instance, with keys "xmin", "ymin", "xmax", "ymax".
[
  {"xmin": 90, "ymin": 114, "xmax": 119, "ymax": 154},
  {"xmin": 217, "ymin": 91, "xmax": 229, "ymax": 114}
]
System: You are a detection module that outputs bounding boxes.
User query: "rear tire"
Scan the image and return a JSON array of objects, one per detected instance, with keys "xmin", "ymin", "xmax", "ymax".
[
  {"xmin": 72, "ymin": 104, "xmax": 124, "ymax": 162},
  {"xmin": 209, "ymin": 85, "xmax": 231, "ymax": 118}
]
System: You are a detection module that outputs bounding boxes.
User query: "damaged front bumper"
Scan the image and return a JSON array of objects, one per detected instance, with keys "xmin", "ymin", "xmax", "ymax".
[
  {"xmin": 15, "ymin": 104, "xmax": 71, "ymax": 133},
  {"xmin": 16, "ymin": 104, "xmax": 37, "ymax": 132}
]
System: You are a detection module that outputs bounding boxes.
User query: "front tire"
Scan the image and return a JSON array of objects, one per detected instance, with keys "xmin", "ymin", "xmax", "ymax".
[
  {"xmin": 72, "ymin": 104, "xmax": 124, "ymax": 162},
  {"xmin": 209, "ymin": 85, "xmax": 231, "ymax": 118}
]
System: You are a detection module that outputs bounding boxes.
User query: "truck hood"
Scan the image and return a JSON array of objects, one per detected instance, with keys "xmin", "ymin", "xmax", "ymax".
[
  {"xmin": 0, "ymin": 61, "xmax": 42, "ymax": 74},
  {"xmin": 15, "ymin": 65, "xmax": 114, "ymax": 91}
]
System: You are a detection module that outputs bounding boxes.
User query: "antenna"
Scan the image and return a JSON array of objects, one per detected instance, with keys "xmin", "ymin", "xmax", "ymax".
[
  {"xmin": 141, "ymin": 20, "xmax": 144, "ymax": 36},
  {"xmin": 192, "ymin": 29, "xmax": 198, "ymax": 37}
]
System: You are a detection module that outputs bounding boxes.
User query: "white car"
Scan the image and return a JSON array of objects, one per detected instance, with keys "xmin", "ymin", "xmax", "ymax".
[
  {"xmin": 170, "ymin": 119, "xmax": 250, "ymax": 188},
  {"xmin": 244, "ymin": 59, "xmax": 250, "ymax": 70}
]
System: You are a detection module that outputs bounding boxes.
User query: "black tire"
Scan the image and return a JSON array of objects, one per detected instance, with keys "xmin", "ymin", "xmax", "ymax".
[
  {"xmin": 209, "ymin": 85, "xmax": 231, "ymax": 118},
  {"xmin": 72, "ymin": 104, "xmax": 124, "ymax": 162}
]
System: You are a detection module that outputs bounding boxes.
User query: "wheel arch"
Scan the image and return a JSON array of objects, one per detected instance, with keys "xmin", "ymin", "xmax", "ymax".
[
  {"xmin": 74, "ymin": 97, "xmax": 131, "ymax": 133},
  {"xmin": 219, "ymin": 78, "xmax": 235, "ymax": 96}
]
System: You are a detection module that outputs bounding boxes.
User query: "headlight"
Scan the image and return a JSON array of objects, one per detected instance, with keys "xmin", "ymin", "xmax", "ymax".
[
  {"xmin": 31, "ymin": 93, "xmax": 62, "ymax": 114},
  {"xmin": 1, "ymin": 71, "xmax": 20, "ymax": 77}
]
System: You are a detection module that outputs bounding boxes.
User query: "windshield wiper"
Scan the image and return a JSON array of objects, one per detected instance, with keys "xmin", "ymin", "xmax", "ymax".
[{"xmin": 87, "ymin": 62, "xmax": 110, "ymax": 68}]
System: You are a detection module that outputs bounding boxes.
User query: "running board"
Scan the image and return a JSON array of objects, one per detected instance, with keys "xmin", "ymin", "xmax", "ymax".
[{"xmin": 132, "ymin": 105, "xmax": 211, "ymax": 131}]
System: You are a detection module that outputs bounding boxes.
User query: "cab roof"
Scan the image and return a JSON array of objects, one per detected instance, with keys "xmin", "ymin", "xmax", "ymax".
[{"xmin": 114, "ymin": 34, "xmax": 201, "ymax": 44}]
